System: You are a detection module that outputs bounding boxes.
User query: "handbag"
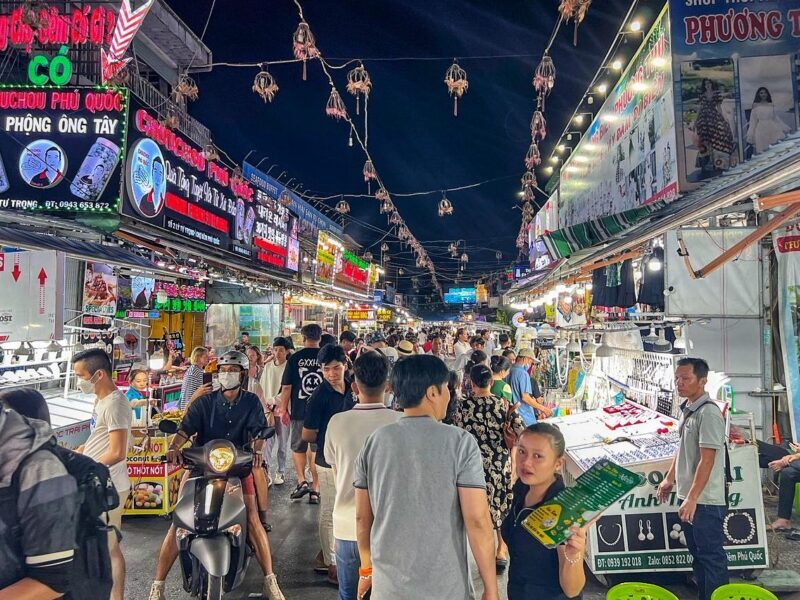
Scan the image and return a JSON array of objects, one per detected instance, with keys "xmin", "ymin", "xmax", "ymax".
[{"xmin": 502, "ymin": 401, "xmax": 519, "ymax": 450}]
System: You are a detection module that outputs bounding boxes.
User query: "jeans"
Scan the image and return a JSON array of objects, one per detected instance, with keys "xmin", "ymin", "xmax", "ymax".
[
  {"xmin": 335, "ymin": 539, "xmax": 360, "ymax": 600},
  {"xmin": 682, "ymin": 502, "xmax": 729, "ymax": 600},
  {"xmin": 318, "ymin": 466, "xmax": 336, "ymax": 566},
  {"xmin": 778, "ymin": 463, "xmax": 800, "ymax": 520}
]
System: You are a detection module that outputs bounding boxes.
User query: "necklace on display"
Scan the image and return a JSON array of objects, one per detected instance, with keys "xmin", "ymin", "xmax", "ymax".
[
  {"xmin": 598, "ymin": 523, "xmax": 622, "ymax": 546},
  {"xmin": 723, "ymin": 512, "xmax": 756, "ymax": 545}
]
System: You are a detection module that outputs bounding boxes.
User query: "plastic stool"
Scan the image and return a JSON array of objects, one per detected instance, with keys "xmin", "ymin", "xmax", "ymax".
[
  {"xmin": 710, "ymin": 583, "xmax": 779, "ymax": 600},
  {"xmin": 794, "ymin": 482, "xmax": 800, "ymax": 514},
  {"xmin": 606, "ymin": 582, "xmax": 679, "ymax": 600}
]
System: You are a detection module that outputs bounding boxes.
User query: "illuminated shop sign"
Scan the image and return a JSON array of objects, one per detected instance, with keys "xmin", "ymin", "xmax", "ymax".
[
  {"xmin": 0, "ymin": 4, "xmax": 116, "ymax": 52},
  {"xmin": 0, "ymin": 86, "xmax": 127, "ymax": 213},
  {"xmin": 346, "ymin": 309, "xmax": 375, "ymax": 321},
  {"xmin": 153, "ymin": 281, "xmax": 206, "ymax": 312}
]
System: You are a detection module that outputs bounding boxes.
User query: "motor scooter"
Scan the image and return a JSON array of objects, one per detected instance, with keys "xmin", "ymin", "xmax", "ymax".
[{"xmin": 159, "ymin": 419, "xmax": 274, "ymax": 599}]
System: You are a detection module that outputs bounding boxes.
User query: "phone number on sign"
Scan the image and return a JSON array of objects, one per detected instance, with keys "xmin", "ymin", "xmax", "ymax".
[
  {"xmin": 594, "ymin": 556, "xmax": 644, "ymax": 570},
  {"xmin": 42, "ymin": 200, "xmax": 112, "ymax": 211}
]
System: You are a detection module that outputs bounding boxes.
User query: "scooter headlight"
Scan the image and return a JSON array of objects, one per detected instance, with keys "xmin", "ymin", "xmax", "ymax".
[{"xmin": 207, "ymin": 442, "xmax": 236, "ymax": 474}]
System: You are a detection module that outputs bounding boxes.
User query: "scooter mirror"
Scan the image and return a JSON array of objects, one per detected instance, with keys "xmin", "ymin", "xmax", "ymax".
[{"xmin": 158, "ymin": 419, "xmax": 179, "ymax": 434}]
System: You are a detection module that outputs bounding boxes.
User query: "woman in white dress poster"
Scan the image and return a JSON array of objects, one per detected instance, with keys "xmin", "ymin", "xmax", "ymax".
[{"xmin": 746, "ymin": 87, "xmax": 791, "ymax": 155}]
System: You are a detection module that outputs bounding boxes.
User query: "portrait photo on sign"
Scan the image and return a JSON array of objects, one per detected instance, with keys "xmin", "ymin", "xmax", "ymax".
[
  {"xmin": 740, "ymin": 54, "xmax": 797, "ymax": 159},
  {"xmin": 127, "ymin": 138, "xmax": 166, "ymax": 218},
  {"xmin": 69, "ymin": 137, "xmax": 121, "ymax": 202},
  {"xmin": 82, "ymin": 262, "xmax": 117, "ymax": 314},
  {"xmin": 19, "ymin": 140, "xmax": 67, "ymax": 189},
  {"xmin": 680, "ymin": 59, "xmax": 738, "ymax": 183}
]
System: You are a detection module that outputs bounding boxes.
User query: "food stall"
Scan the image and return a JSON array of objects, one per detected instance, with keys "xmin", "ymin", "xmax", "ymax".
[{"xmin": 545, "ymin": 347, "xmax": 768, "ymax": 580}]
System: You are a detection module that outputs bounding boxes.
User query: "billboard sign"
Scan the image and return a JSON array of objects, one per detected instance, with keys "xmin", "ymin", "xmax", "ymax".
[
  {"xmin": 444, "ymin": 288, "xmax": 477, "ymax": 304},
  {"xmin": 0, "ymin": 86, "xmax": 128, "ymax": 213},
  {"xmin": 315, "ymin": 231, "xmax": 340, "ymax": 286},
  {"xmin": 670, "ymin": 0, "xmax": 800, "ymax": 187},
  {"xmin": 558, "ymin": 8, "xmax": 678, "ymax": 230}
]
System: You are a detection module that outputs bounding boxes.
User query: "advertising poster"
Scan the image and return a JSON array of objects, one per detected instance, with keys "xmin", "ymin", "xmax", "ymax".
[
  {"xmin": 243, "ymin": 160, "xmax": 344, "ymax": 242},
  {"xmin": 444, "ymin": 288, "xmax": 476, "ymax": 304},
  {"xmin": 82, "ymin": 262, "xmax": 117, "ymax": 316},
  {"xmin": 0, "ymin": 87, "xmax": 128, "ymax": 212},
  {"xmin": 315, "ymin": 231, "xmax": 340, "ymax": 286},
  {"xmin": 774, "ymin": 225, "xmax": 800, "ymax": 440},
  {"xmin": 559, "ymin": 8, "xmax": 678, "ymax": 230},
  {"xmin": 670, "ymin": 0, "xmax": 800, "ymax": 188},
  {"xmin": 0, "ymin": 249, "xmax": 64, "ymax": 343},
  {"xmin": 335, "ymin": 249, "xmax": 371, "ymax": 294}
]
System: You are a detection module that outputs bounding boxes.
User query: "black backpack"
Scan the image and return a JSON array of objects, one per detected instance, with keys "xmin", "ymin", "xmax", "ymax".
[{"xmin": 0, "ymin": 437, "xmax": 119, "ymax": 599}]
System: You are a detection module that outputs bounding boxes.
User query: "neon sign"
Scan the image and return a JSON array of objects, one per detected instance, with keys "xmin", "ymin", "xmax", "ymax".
[{"xmin": 0, "ymin": 5, "xmax": 116, "ymax": 53}]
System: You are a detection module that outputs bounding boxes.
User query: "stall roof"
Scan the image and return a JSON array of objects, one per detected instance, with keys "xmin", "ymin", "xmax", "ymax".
[
  {"xmin": 0, "ymin": 226, "xmax": 163, "ymax": 272},
  {"xmin": 513, "ymin": 131, "xmax": 800, "ymax": 295}
]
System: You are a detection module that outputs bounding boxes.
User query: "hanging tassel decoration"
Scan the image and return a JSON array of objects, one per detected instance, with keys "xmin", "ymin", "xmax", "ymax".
[
  {"xmin": 325, "ymin": 88, "xmax": 347, "ymax": 120},
  {"xmin": 346, "ymin": 64, "xmax": 372, "ymax": 116},
  {"xmin": 525, "ymin": 142, "xmax": 542, "ymax": 169},
  {"xmin": 530, "ymin": 110, "xmax": 547, "ymax": 142},
  {"xmin": 444, "ymin": 60, "xmax": 468, "ymax": 117},
  {"xmin": 533, "ymin": 54, "xmax": 556, "ymax": 111},
  {"xmin": 293, "ymin": 21, "xmax": 319, "ymax": 81}
]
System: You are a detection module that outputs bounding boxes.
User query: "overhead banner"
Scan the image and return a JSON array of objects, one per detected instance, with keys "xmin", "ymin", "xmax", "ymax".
[
  {"xmin": 243, "ymin": 161, "xmax": 344, "ymax": 243},
  {"xmin": 774, "ymin": 225, "xmax": 800, "ymax": 441},
  {"xmin": 559, "ymin": 8, "xmax": 678, "ymax": 230},
  {"xmin": 0, "ymin": 86, "xmax": 128, "ymax": 212},
  {"xmin": 0, "ymin": 249, "xmax": 64, "ymax": 343},
  {"xmin": 122, "ymin": 97, "xmax": 294, "ymax": 271},
  {"xmin": 670, "ymin": 0, "xmax": 800, "ymax": 187}
]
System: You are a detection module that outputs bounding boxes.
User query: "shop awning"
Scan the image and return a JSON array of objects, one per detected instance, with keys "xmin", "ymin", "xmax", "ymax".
[
  {"xmin": 512, "ymin": 131, "xmax": 800, "ymax": 295},
  {"xmin": 0, "ymin": 226, "xmax": 163, "ymax": 272}
]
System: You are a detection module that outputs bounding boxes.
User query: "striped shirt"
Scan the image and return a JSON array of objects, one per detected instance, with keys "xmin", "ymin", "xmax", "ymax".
[{"xmin": 179, "ymin": 365, "xmax": 205, "ymax": 410}]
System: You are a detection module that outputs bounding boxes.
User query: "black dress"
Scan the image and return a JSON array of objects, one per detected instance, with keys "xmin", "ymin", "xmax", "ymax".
[{"xmin": 500, "ymin": 476, "xmax": 583, "ymax": 600}]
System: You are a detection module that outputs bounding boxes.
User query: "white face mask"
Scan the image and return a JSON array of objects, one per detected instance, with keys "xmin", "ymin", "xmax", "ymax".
[
  {"xmin": 77, "ymin": 373, "xmax": 97, "ymax": 395},
  {"xmin": 218, "ymin": 372, "xmax": 241, "ymax": 391}
]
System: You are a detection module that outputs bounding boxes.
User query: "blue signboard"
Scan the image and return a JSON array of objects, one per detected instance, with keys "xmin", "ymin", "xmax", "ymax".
[
  {"xmin": 242, "ymin": 161, "xmax": 344, "ymax": 242},
  {"xmin": 444, "ymin": 287, "xmax": 477, "ymax": 304},
  {"xmin": 669, "ymin": 0, "xmax": 800, "ymax": 188}
]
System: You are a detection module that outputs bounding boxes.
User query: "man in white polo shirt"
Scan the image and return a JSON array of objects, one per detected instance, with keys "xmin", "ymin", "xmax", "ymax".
[{"xmin": 325, "ymin": 350, "xmax": 400, "ymax": 600}]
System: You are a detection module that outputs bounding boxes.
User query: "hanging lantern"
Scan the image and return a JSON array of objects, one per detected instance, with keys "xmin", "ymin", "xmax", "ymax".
[
  {"xmin": 21, "ymin": 2, "xmax": 48, "ymax": 31},
  {"xmin": 326, "ymin": 88, "xmax": 347, "ymax": 120},
  {"xmin": 524, "ymin": 142, "xmax": 542, "ymax": 169},
  {"xmin": 384, "ymin": 255, "xmax": 391, "ymax": 263},
  {"xmin": 522, "ymin": 202, "xmax": 534, "ymax": 218},
  {"xmin": 438, "ymin": 194, "xmax": 454, "ymax": 217},
  {"xmin": 203, "ymin": 143, "xmax": 219, "ymax": 162},
  {"xmin": 293, "ymin": 21, "xmax": 319, "ymax": 80},
  {"xmin": 375, "ymin": 187, "xmax": 390, "ymax": 203},
  {"xmin": 416, "ymin": 256, "xmax": 426, "ymax": 268},
  {"xmin": 172, "ymin": 73, "xmax": 199, "ymax": 103},
  {"xmin": 362, "ymin": 251, "xmax": 373, "ymax": 262},
  {"xmin": 521, "ymin": 170, "xmax": 537, "ymax": 191},
  {"xmin": 106, "ymin": 65, "xmax": 130, "ymax": 87},
  {"xmin": 278, "ymin": 190, "xmax": 292, "ymax": 207},
  {"xmin": 381, "ymin": 242, "xmax": 389, "ymax": 252},
  {"xmin": 231, "ymin": 166, "xmax": 244, "ymax": 186},
  {"xmin": 346, "ymin": 64, "xmax": 372, "ymax": 115},
  {"xmin": 335, "ymin": 199, "xmax": 350, "ymax": 214},
  {"xmin": 460, "ymin": 252, "xmax": 469, "ymax": 264},
  {"xmin": 444, "ymin": 60, "xmax": 468, "ymax": 117},
  {"xmin": 252, "ymin": 68, "xmax": 279, "ymax": 103},
  {"xmin": 530, "ymin": 110, "xmax": 547, "ymax": 141},
  {"xmin": 517, "ymin": 233, "xmax": 527, "ymax": 249},
  {"xmin": 398, "ymin": 268, "xmax": 405, "ymax": 275},
  {"xmin": 523, "ymin": 186, "xmax": 535, "ymax": 203},
  {"xmin": 162, "ymin": 108, "xmax": 179, "ymax": 130},
  {"xmin": 380, "ymin": 199, "xmax": 395, "ymax": 214},
  {"xmin": 559, "ymin": 0, "xmax": 593, "ymax": 44},
  {"xmin": 398, "ymin": 225, "xmax": 410, "ymax": 240},
  {"xmin": 495, "ymin": 250, "xmax": 502, "ymax": 261},
  {"xmin": 389, "ymin": 212, "xmax": 402, "ymax": 225},
  {"xmin": 533, "ymin": 54, "xmax": 556, "ymax": 96},
  {"xmin": 363, "ymin": 160, "xmax": 377, "ymax": 182}
]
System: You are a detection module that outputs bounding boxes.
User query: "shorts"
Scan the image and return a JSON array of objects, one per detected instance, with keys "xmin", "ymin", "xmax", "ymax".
[
  {"xmin": 103, "ymin": 489, "xmax": 126, "ymax": 548},
  {"xmin": 290, "ymin": 419, "xmax": 317, "ymax": 454}
]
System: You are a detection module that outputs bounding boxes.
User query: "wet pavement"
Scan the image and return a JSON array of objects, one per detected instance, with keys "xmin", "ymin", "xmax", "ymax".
[{"xmin": 122, "ymin": 472, "xmax": 800, "ymax": 599}]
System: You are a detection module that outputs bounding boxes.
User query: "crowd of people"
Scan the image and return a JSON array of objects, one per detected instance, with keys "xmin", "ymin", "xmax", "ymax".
[{"xmin": 1, "ymin": 323, "xmax": 797, "ymax": 600}]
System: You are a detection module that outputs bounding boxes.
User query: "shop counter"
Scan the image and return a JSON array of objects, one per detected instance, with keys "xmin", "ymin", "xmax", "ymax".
[
  {"xmin": 549, "ymin": 402, "xmax": 768, "ymax": 577},
  {"xmin": 124, "ymin": 428, "xmax": 183, "ymax": 516}
]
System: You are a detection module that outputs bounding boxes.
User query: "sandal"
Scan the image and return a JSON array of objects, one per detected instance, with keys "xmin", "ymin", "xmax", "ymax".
[
  {"xmin": 290, "ymin": 481, "xmax": 310, "ymax": 500},
  {"xmin": 308, "ymin": 491, "xmax": 320, "ymax": 505},
  {"xmin": 767, "ymin": 525, "xmax": 793, "ymax": 533},
  {"xmin": 785, "ymin": 529, "xmax": 800, "ymax": 541}
]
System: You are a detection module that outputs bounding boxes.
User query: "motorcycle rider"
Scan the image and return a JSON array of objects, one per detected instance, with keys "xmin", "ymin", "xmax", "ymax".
[{"xmin": 148, "ymin": 351, "xmax": 285, "ymax": 600}]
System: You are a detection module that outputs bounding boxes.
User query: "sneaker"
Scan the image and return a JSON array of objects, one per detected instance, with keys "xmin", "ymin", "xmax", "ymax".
[
  {"xmin": 268, "ymin": 473, "xmax": 273, "ymax": 488},
  {"xmin": 273, "ymin": 472, "xmax": 285, "ymax": 486},
  {"xmin": 290, "ymin": 480, "xmax": 310, "ymax": 500},
  {"xmin": 148, "ymin": 581, "xmax": 165, "ymax": 600},
  {"xmin": 263, "ymin": 573, "xmax": 285, "ymax": 600}
]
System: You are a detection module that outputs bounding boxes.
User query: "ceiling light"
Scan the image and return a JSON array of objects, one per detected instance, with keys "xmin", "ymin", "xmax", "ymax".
[
  {"xmin": 611, "ymin": 59, "xmax": 623, "ymax": 71},
  {"xmin": 557, "ymin": 144, "xmax": 566, "ymax": 153},
  {"xmin": 630, "ymin": 20, "xmax": 641, "ymax": 32},
  {"xmin": 574, "ymin": 115, "xmax": 584, "ymax": 125},
  {"xmin": 647, "ymin": 256, "xmax": 662, "ymax": 271},
  {"xmin": 597, "ymin": 83, "xmax": 608, "ymax": 94},
  {"xmin": 587, "ymin": 96, "xmax": 594, "ymax": 105},
  {"xmin": 643, "ymin": 323, "xmax": 659, "ymax": 343},
  {"xmin": 549, "ymin": 156, "xmax": 559, "ymax": 164},
  {"xmin": 545, "ymin": 166, "xmax": 553, "ymax": 174}
]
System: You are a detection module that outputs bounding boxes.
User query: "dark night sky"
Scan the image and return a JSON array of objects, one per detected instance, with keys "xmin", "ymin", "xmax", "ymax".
[{"xmin": 165, "ymin": 0, "xmax": 639, "ymax": 294}]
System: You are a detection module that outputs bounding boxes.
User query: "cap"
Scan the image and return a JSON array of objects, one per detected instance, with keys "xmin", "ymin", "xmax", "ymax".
[
  {"xmin": 397, "ymin": 340, "xmax": 414, "ymax": 355},
  {"xmin": 366, "ymin": 330, "xmax": 386, "ymax": 345},
  {"xmin": 517, "ymin": 348, "xmax": 536, "ymax": 359}
]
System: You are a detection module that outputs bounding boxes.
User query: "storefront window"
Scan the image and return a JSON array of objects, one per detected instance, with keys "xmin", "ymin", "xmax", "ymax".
[{"xmin": 206, "ymin": 304, "xmax": 282, "ymax": 353}]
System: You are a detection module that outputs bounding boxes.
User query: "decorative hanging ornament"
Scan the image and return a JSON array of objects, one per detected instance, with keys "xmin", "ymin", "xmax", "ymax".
[
  {"xmin": 292, "ymin": 21, "xmax": 319, "ymax": 80},
  {"xmin": 335, "ymin": 199, "xmax": 350, "ymax": 214},
  {"xmin": 326, "ymin": 88, "xmax": 347, "ymax": 121},
  {"xmin": 530, "ymin": 110, "xmax": 547, "ymax": 141},
  {"xmin": 21, "ymin": 2, "xmax": 48, "ymax": 32},
  {"xmin": 375, "ymin": 187, "xmax": 390, "ymax": 203},
  {"xmin": 381, "ymin": 242, "xmax": 389, "ymax": 252},
  {"xmin": 363, "ymin": 251, "xmax": 373, "ymax": 262},
  {"xmin": 172, "ymin": 73, "xmax": 199, "ymax": 103},
  {"xmin": 346, "ymin": 64, "xmax": 372, "ymax": 115},
  {"xmin": 523, "ymin": 186, "xmax": 535, "ymax": 203},
  {"xmin": 253, "ymin": 68, "xmax": 279, "ymax": 103},
  {"xmin": 448, "ymin": 242, "xmax": 458, "ymax": 257},
  {"xmin": 444, "ymin": 60, "xmax": 468, "ymax": 117},
  {"xmin": 363, "ymin": 159, "xmax": 377, "ymax": 193},
  {"xmin": 559, "ymin": 0, "xmax": 593, "ymax": 44},
  {"xmin": 533, "ymin": 54, "xmax": 556, "ymax": 96},
  {"xmin": 460, "ymin": 252, "xmax": 469, "ymax": 264},
  {"xmin": 495, "ymin": 250, "xmax": 503, "ymax": 261},
  {"xmin": 203, "ymin": 143, "xmax": 219, "ymax": 162},
  {"xmin": 525, "ymin": 142, "xmax": 542, "ymax": 169},
  {"xmin": 438, "ymin": 193, "xmax": 454, "ymax": 217},
  {"xmin": 380, "ymin": 198, "xmax": 395, "ymax": 214},
  {"xmin": 389, "ymin": 212, "xmax": 402, "ymax": 225},
  {"xmin": 278, "ymin": 190, "xmax": 292, "ymax": 207},
  {"xmin": 521, "ymin": 170, "xmax": 537, "ymax": 192},
  {"xmin": 162, "ymin": 108, "xmax": 179, "ymax": 130},
  {"xmin": 522, "ymin": 202, "xmax": 534, "ymax": 218}
]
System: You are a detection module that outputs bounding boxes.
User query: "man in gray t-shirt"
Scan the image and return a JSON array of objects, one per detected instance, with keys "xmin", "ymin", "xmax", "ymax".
[
  {"xmin": 353, "ymin": 355, "xmax": 498, "ymax": 600},
  {"xmin": 657, "ymin": 358, "xmax": 728, "ymax": 600}
]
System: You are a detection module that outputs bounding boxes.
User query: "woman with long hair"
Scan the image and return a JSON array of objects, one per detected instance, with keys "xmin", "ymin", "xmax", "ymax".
[
  {"xmin": 461, "ymin": 349, "xmax": 488, "ymax": 399},
  {"xmin": 746, "ymin": 86, "xmax": 790, "ymax": 154},
  {"xmin": 694, "ymin": 78, "xmax": 735, "ymax": 173}
]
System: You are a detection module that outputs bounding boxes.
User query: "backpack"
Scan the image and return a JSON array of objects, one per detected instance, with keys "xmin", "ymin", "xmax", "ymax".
[{"xmin": 0, "ymin": 437, "xmax": 119, "ymax": 599}]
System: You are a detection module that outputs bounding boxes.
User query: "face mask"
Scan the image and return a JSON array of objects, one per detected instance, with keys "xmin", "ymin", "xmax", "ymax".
[
  {"xmin": 218, "ymin": 372, "xmax": 241, "ymax": 391},
  {"xmin": 77, "ymin": 373, "xmax": 97, "ymax": 395}
]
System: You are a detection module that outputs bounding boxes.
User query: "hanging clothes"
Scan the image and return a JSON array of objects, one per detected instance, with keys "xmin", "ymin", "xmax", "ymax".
[{"xmin": 638, "ymin": 247, "xmax": 665, "ymax": 310}]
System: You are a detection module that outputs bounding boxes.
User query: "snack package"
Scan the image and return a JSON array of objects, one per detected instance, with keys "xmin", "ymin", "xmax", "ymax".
[{"xmin": 522, "ymin": 459, "xmax": 644, "ymax": 548}]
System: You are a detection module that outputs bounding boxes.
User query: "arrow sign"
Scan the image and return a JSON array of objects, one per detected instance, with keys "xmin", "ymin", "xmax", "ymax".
[
  {"xmin": 102, "ymin": 0, "xmax": 154, "ymax": 83},
  {"xmin": 38, "ymin": 268, "xmax": 47, "ymax": 315},
  {"xmin": 11, "ymin": 254, "xmax": 21, "ymax": 282}
]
